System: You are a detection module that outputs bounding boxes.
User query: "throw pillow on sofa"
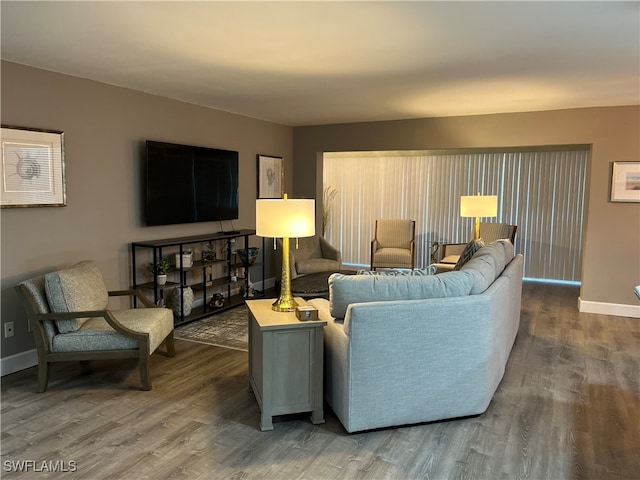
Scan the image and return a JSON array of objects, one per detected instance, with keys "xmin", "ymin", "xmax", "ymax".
[
  {"xmin": 453, "ymin": 239, "xmax": 485, "ymax": 271},
  {"xmin": 356, "ymin": 266, "xmax": 436, "ymax": 276},
  {"xmin": 328, "ymin": 270, "xmax": 475, "ymax": 319}
]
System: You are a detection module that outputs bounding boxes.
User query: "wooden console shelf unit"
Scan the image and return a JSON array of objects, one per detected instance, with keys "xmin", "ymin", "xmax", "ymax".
[{"xmin": 131, "ymin": 230, "xmax": 264, "ymax": 326}]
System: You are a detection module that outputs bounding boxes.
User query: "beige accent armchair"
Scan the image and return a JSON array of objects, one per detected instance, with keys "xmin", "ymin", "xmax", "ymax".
[
  {"xmin": 370, "ymin": 219, "xmax": 416, "ymax": 270},
  {"xmin": 276, "ymin": 235, "xmax": 342, "ymax": 280},
  {"xmin": 433, "ymin": 222, "xmax": 517, "ymax": 272},
  {"xmin": 16, "ymin": 260, "xmax": 175, "ymax": 392}
]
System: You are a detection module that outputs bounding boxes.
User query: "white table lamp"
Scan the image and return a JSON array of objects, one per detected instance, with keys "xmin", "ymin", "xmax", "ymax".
[
  {"xmin": 256, "ymin": 194, "xmax": 315, "ymax": 312},
  {"xmin": 460, "ymin": 194, "xmax": 498, "ymax": 240}
]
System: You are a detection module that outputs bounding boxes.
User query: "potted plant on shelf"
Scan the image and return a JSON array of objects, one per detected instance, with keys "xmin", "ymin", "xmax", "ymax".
[{"xmin": 147, "ymin": 258, "xmax": 172, "ymax": 285}]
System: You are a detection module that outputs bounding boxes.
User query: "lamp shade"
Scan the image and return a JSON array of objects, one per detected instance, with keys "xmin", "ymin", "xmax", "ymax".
[
  {"xmin": 460, "ymin": 195, "xmax": 498, "ymax": 218},
  {"xmin": 256, "ymin": 198, "xmax": 315, "ymax": 238}
]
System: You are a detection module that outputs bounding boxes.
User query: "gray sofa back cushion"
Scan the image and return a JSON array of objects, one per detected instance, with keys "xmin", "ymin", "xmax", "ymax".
[
  {"xmin": 462, "ymin": 239, "xmax": 515, "ymax": 294},
  {"xmin": 329, "ymin": 270, "xmax": 475, "ymax": 319}
]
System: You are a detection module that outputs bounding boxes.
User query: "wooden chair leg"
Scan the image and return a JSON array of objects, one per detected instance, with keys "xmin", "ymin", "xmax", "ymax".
[
  {"xmin": 36, "ymin": 360, "xmax": 49, "ymax": 393},
  {"xmin": 165, "ymin": 331, "xmax": 176, "ymax": 357},
  {"xmin": 139, "ymin": 355, "xmax": 151, "ymax": 391}
]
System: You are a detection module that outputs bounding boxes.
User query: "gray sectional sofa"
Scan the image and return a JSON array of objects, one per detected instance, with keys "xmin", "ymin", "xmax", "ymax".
[{"xmin": 308, "ymin": 239, "xmax": 523, "ymax": 433}]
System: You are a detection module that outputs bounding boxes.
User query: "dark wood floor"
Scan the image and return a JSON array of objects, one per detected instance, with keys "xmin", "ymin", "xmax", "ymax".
[{"xmin": 1, "ymin": 283, "xmax": 638, "ymax": 479}]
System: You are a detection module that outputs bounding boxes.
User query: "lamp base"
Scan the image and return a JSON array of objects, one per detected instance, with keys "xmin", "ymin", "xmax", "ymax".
[
  {"xmin": 271, "ymin": 296, "xmax": 299, "ymax": 312},
  {"xmin": 272, "ymin": 236, "xmax": 298, "ymax": 312}
]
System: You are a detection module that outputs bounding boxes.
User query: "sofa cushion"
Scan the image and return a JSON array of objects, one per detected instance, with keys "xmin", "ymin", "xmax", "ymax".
[
  {"xmin": 454, "ymin": 239, "xmax": 485, "ymax": 270},
  {"xmin": 45, "ymin": 260, "xmax": 109, "ymax": 333},
  {"xmin": 462, "ymin": 239, "xmax": 515, "ymax": 294},
  {"xmin": 492, "ymin": 238, "xmax": 515, "ymax": 265},
  {"xmin": 329, "ymin": 270, "xmax": 475, "ymax": 319}
]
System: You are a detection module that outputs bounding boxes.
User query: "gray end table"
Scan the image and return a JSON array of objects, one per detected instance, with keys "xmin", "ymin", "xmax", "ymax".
[{"xmin": 246, "ymin": 298, "xmax": 327, "ymax": 431}]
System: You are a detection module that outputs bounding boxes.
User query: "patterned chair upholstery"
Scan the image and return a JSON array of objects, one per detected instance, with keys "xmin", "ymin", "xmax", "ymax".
[
  {"xmin": 16, "ymin": 260, "xmax": 175, "ymax": 392},
  {"xmin": 370, "ymin": 219, "xmax": 416, "ymax": 270},
  {"xmin": 433, "ymin": 222, "xmax": 517, "ymax": 272}
]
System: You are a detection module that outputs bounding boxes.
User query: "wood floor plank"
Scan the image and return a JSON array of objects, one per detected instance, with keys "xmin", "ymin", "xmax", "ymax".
[{"xmin": 1, "ymin": 283, "xmax": 638, "ymax": 479}]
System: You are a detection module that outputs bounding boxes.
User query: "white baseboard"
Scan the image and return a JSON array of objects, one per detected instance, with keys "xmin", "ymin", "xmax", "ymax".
[
  {"xmin": 1, "ymin": 348, "xmax": 37, "ymax": 377},
  {"xmin": 578, "ymin": 298, "xmax": 640, "ymax": 318}
]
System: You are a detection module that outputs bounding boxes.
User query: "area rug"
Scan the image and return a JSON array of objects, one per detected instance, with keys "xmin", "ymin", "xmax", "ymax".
[{"xmin": 174, "ymin": 305, "xmax": 248, "ymax": 351}]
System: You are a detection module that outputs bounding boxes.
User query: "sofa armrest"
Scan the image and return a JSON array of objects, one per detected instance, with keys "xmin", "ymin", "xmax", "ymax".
[{"xmin": 307, "ymin": 297, "xmax": 331, "ymax": 319}]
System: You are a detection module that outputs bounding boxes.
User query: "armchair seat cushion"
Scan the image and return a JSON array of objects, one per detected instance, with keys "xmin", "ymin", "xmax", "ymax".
[
  {"xmin": 371, "ymin": 247, "xmax": 413, "ymax": 267},
  {"xmin": 52, "ymin": 307, "xmax": 174, "ymax": 353},
  {"xmin": 441, "ymin": 255, "xmax": 460, "ymax": 264},
  {"xmin": 296, "ymin": 258, "xmax": 341, "ymax": 275}
]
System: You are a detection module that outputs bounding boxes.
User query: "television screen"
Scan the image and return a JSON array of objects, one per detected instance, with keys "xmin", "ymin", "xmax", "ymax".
[{"xmin": 145, "ymin": 141, "xmax": 239, "ymax": 226}]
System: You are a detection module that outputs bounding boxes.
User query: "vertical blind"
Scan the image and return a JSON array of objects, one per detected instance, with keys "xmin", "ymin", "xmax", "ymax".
[{"xmin": 323, "ymin": 149, "xmax": 589, "ymax": 282}]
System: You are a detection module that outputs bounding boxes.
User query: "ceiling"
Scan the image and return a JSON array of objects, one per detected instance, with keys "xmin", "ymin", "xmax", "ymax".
[{"xmin": 1, "ymin": 1, "xmax": 638, "ymax": 126}]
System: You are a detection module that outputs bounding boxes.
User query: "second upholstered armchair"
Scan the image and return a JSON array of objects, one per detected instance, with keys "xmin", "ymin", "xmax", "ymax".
[
  {"xmin": 277, "ymin": 235, "xmax": 342, "ymax": 280},
  {"xmin": 370, "ymin": 219, "xmax": 416, "ymax": 270},
  {"xmin": 433, "ymin": 222, "xmax": 517, "ymax": 272}
]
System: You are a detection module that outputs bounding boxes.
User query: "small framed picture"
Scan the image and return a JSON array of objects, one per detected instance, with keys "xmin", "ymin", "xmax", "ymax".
[
  {"xmin": 1, "ymin": 126, "xmax": 66, "ymax": 208},
  {"xmin": 257, "ymin": 154, "xmax": 283, "ymax": 199},
  {"xmin": 610, "ymin": 161, "xmax": 640, "ymax": 203}
]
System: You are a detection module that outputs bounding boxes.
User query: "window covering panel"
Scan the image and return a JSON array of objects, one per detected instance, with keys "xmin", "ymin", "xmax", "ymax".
[{"xmin": 323, "ymin": 149, "xmax": 588, "ymax": 282}]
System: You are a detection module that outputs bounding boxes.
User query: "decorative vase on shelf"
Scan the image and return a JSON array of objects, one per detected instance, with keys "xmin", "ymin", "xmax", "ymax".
[
  {"xmin": 156, "ymin": 274, "xmax": 167, "ymax": 286},
  {"xmin": 237, "ymin": 247, "xmax": 260, "ymax": 297},
  {"xmin": 237, "ymin": 247, "xmax": 260, "ymax": 266},
  {"xmin": 202, "ymin": 242, "xmax": 216, "ymax": 263},
  {"xmin": 170, "ymin": 285, "xmax": 194, "ymax": 317}
]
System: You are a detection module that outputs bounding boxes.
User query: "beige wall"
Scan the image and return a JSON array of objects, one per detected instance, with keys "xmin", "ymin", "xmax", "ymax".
[
  {"xmin": 1, "ymin": 61, "xmax": 293, "ymax": 358},
  {"xmin": 2, "ymin": 61, "xmax": 637, "ymax": 364},
  {"xmin": 292, "ymin": 106, "xmax": 640, "ymax": 310}
]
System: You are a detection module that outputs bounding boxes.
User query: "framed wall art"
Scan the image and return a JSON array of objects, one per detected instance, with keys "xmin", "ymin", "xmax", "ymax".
[
  {"xmin": 1, "ymin": 126, "xmax": 66, "ymax": 208},
  {"xmin": 610, "ymin": 161, "xmax": 640, "ymax": 203},
  {"xmin": 257, "ymin": 154, "xmax": 283, "ymax": 199}
]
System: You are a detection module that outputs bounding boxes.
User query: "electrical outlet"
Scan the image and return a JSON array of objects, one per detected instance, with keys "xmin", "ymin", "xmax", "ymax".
[{"xmin": 4, "ymin": 322, "xmax": 15, "ymax": 338}]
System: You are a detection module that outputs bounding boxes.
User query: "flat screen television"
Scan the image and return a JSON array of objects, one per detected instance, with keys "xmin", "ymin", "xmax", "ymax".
[{"xmin": 144, "ymin": 140, "xmax": 239, "ymax": 226}]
